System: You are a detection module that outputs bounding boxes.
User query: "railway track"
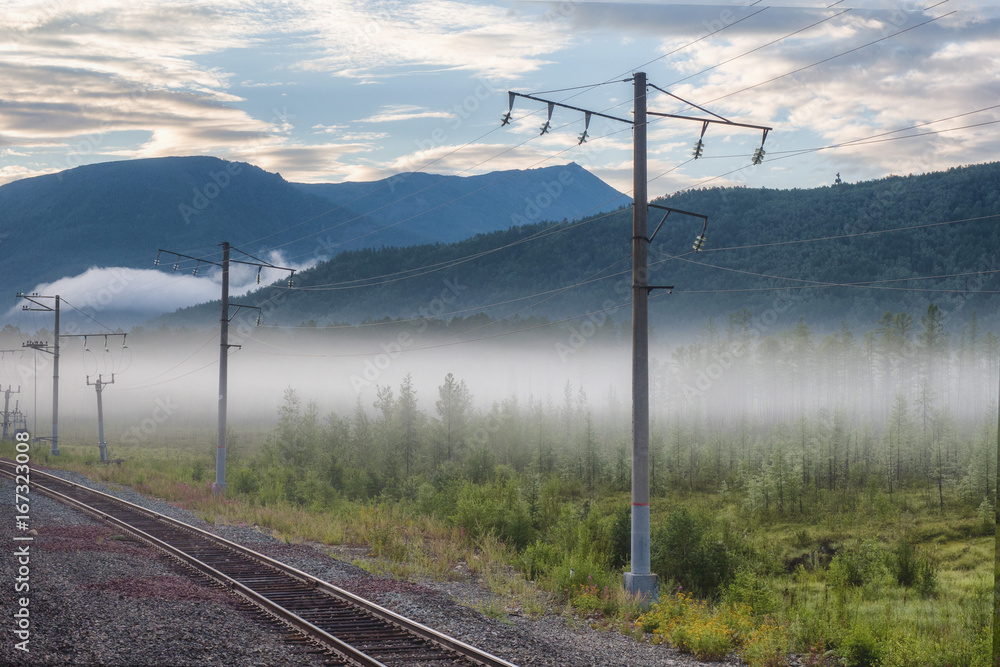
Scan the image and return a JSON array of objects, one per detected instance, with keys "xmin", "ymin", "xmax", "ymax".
[{"xmin": 0, "ymin": 460, "xmax": 518, "ymax": 667}]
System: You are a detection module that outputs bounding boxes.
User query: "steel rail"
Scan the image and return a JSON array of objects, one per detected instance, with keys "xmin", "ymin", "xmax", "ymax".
[{"xmin": 1, "ymin": 461, "xmax": 518, "ymax": 667}]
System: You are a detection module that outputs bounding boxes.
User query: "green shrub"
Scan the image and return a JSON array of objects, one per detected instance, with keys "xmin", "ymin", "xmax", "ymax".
[
  {"xmin": 551, "ymin": 556, "xmax": 611, "ymax": 595},
  {"xmin": 740, "ymin": 617, "xmax": 791, "ymax": 667},
  {"xmin": 975, "ymin": 497, "xmax": 994, "ymax": 536},
  {"xmin": 609, "ymin": 505, "xmax": 630, "ymax": 569},
  {"xmin": 191, "ymin": 458, "xmax": 208, "ymax": 483},
  {"xmin": 828, "ymin": 540, "xmax": 889, "ymax": 589},
  {"xmin": 839, "ymin": 627, "xmax": 883, "ymax": 667},
  {"xmin": 451, "ymin": 478, "xmax": 535, "ymax": 549},
  {"xmin": 891, "ymin": 534, "xmax": 938, "ymax": 598},
  {"xmin": 669, "ymin": 614, "xmax": 734, "ymax": 661},
  {"xmin": 892, "ymin": 535, "xmax": 918, "ymax": 587},
  {"xmin": 913, "ymin": 556, "xmax": 938, "ymax": 599},
  {"xmin": 519, "ymin": 539, "xmax": 558, "ymax": 580},
  {"xmin": 723, "ymin": 568, "xmax": 777, "ymax": 618},
  {"xmin": 230, "ymin": 467, "xmax": 259, "ymax": 495},
  {"xmin": 652, "ymin": 509, "xmax": 732, "ymax": 598}
]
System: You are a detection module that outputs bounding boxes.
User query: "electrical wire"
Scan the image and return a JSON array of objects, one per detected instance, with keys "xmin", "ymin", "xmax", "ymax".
[
  {"xmin": 243, "ymin": 298, "xmax": 633, "ymax": 360},
  {"xmin": 267, "ymin": 122, "xmax": 635, "ymax": 263},
  {"xmin": 615, "ymin": 3, "xmax": 770, "ymax": 78},
  {"xmin": 251, "ymin": 253, "xmax": 633, "ymax": 348},
  {"xmin": 696, "ymin": 104, "xmax": 1000, "ymax": 161},
  {"xmin": 120, "ymin": 356, "xmax": 222, "ymax": 391},
  {"xmin": 702, "ymin": 214, "xmax": 1000, "ymax": 254},
  {"xmin": 281, "ymin": 206, "xmax": 627, "ymax": 291},
  {"xmin": 148, "ymin": 1, "xmax": 951, "ymax": 282},
  {"xmin": 115, "ymin": 331, "xmax": 217, "ymax": 391},
  {"xmin": 654, "ymin": 252, "xmax": 1000, "ymax": 294},
  {"xmin": 659, "ymin": 8, "xmax": 853, "ymax": 90},
  {"xmin": 157, "ymin": 0, "xmax": 770, "ymax": 269},
  {"xmin": 59, "ymin": 298, "xmax": 119, "ymax": 334},
  {"xmin": 701, "ymin": 10, "xmax": 957, "ymax": 107}
]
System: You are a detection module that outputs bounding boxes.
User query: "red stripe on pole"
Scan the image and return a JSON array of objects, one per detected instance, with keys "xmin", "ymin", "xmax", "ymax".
[{"xmin": 632, "ymin": 503, "xmax": 650, "ymax": 506}]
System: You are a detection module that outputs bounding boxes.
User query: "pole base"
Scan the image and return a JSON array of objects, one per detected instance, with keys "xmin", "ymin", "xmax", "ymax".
[
  {"xmin": 623, "ymin": 572, "xmax": 659, "ymax": 606},
  {"xmin": 212, "ymin": 482, "xmax": 227, "ymax": 495}
]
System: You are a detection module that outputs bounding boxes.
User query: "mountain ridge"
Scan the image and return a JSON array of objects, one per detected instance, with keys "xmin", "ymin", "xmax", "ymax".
[
  {"xmin": 153, "ymin": 161, "xmax": 1000, "ymax": 335},
  {"xmin": 0, "ymin": 156, "xmax": 626, "ymax": 305}
]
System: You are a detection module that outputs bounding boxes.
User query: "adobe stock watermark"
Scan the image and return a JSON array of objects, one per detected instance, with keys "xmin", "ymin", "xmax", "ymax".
[
  {"xmin": 50, "ymin": 81, "xmax": 154, "ymax": 179},
  {"xmin": 387, "ymin": 77, "xmax": 503, "ymax": 194},
  {"xmin": 556, "ymin": 274, "xmax": 631, "ymax": 362},
  {"xmin": 349, "ymin": 277, "xmax": 468, "ymax": 392},
  {"xmin": 543, "ymin": 1, "xmax": 581, "ymax": 24},
  {"xmin": 177, "ymin": 106, "xmax": 293, "ymax": 223},
  {"xmin": 120, "ymin": 395, "xmax": 179, "ymax": 445},
  {"xmin": 74, "ymin": 268, "xmax": 136, "ymax": 314},
  {"xmin": 680, "ymin": 292, "xmax": 805, "ymax": 401},
  {"xmin": 177, "ymin": 161, "xmax": 244, "ymax": 224},
  {"xmin": 509, "ymin": 168, "xmax": 578, "ymax": 226}
]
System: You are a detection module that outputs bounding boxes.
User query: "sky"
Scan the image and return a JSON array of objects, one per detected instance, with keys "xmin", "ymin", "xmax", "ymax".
[{"xmin": 2, "ymin": 0, "xmax": 999, "ymax": 198}]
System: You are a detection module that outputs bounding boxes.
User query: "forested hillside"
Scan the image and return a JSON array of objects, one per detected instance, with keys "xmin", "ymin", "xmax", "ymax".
[{"xmin": 158, "ymin": 161, "xmax": 1000, "ymax": 333}]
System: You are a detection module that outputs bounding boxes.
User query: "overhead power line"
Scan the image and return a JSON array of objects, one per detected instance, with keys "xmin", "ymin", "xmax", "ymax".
[
  {"xmin": 154, "ymin": 243, "xmax": 294, "ymax": 494},
  {"xmin": 702, "ymin": 10, "xmax": 957, "ymax": 106}
]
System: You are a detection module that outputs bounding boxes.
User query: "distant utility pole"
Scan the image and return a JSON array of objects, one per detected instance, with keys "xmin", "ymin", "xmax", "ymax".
[
  {"xmin": 504, "ymin": 72, "xmax": 771, "ymax": 604},
  {"xmin": 86, "ymin": 374, "xmax": 115, "ymax": 463},
  {"xmin": 17, "ymin": 293, "xmax": 60, "ymax": 455},
  {"xmin": 2, "ymin": 385, "xmax": 21, "ymax": 441},
  {"xmin": 155, "ymin": 242, "xmax": 295, "ymax": 493},
  {"xmin": 65, "ymin": 332, "xmax": 127, "ymax": 459},
  {"xmin": 11, "ymin": 400, "xmax": 26, "ymax": 434}
]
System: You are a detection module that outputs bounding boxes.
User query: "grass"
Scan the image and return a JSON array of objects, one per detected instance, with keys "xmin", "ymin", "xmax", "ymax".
[{"xmin": 5, "ymin": 437, "xmax": 992, "ymax": 666}]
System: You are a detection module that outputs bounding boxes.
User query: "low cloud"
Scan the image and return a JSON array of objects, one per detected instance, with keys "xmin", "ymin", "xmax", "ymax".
[{"xmin": 6, "ymin": 251, "xmax": 320, "ymax": 324}]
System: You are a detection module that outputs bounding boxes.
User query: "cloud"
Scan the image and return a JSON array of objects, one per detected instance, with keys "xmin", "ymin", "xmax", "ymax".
[
  {"xmin": 0, "ymin": 0, "xmax": 997, "ymax": 191},
  {"xmin": 618, "ymin": 5, "xmax": 1000, "ymax": 183},
  {"xmin": 359, "ymin": 104, "xmax": 455, "ymax": 123},
  {"xmin": 289, "ymin": 0, "xmax": 572, "ymax": 81},
  {"xmin": 5, "ymin": 250, "xmax": 321, "ymax": 323},
  {"xmin": 224, "ymin": 142, "xmax": 371, "ymax": 183},
  {"xmin": 0, "ymin": 163, "xmax": 60, "ymax": 186}
]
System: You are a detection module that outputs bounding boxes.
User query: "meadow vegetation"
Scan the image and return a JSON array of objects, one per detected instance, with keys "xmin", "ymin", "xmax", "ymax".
[{"xmin": 6, "ymin": 309, "xmax": 996, "ymax": 666}]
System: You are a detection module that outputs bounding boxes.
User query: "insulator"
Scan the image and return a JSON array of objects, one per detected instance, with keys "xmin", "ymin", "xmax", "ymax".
[
  {"xmin": 256, "ymin": 267, "xmax": 262, "ymax": 284},
  {"xmin": 692, "ymin": 234, "xmax": 707, "ymax": 252},
  {"xmin": 577, "ymin": 131, "xmax": 588, "ymax": 145},
  {"xmin": 500, "ymin": 112, "xmax": 512, "ymax": 127},
  {"xmin": 539, "ymin": 121, "xmax": 551, "ymax": 135},
  {"xmin": 752, "ymin": 147, "xmax": 766, "ymax": 165},
  {"xmin": 256, "ymin": 314, "xmax": 261, "ymax": 327},
  {"xmin": 193, "ymin": 260, "xmax": 200, "ymax": 276},
  {"xmin": 154, "ymin": 251, "xmax": 161, "ymax": 266},
  {"xmin": 172, "ymin": 261, "xmax": 179, "ymax": 271},
  {"xmin": 692, "ymin": 139, "xmax": 705, "ymax": 159}
]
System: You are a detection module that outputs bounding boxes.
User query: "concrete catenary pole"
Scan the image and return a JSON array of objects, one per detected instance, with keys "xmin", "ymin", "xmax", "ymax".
[
  {"xmin": 2, "ymin": 385, "xmax": 20, "ymax": 441},
  {"xmin": 52, "ymin": 295, "xmax": 60, "ymax": 455},
  {"xmin": 88, "ymin": 374, "xmax": 114, "ymax": 463},
  {"xmin": 624, "ymin": 71, "xmax": 658, "ymax": 603},
  {"xmin": 215, "ymin": 241, "xmax": 230, "ymax": 493},
  {"xmin": 994, "ymin": 344, "xmax": 999, "ymax": 666}
]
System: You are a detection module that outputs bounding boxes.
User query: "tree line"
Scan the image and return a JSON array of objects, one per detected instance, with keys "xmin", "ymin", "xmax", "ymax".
[{"xmin": 237, "ymin": 307, "xmax": 996, "ymax": 518}]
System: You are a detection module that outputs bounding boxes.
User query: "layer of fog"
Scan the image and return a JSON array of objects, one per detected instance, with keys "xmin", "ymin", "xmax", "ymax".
[{"xmin": 3, "ymin": 320, "xmax": 995, "ymax": 458}]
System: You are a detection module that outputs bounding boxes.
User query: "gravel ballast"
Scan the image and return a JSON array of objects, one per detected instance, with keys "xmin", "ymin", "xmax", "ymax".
[{"xmin": 1, "ymin": 467, "xmax": 744, "ymax": 666}]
